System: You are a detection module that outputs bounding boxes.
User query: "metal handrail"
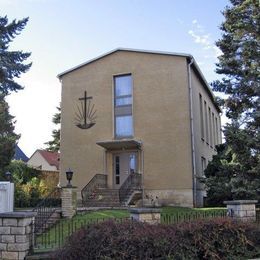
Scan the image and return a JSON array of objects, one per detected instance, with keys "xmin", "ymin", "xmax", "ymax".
[
  {"xmin": 81, "ymin": 174, "xmax": 107, "ymax": 203},
  {"xmin": 119, "ymin": 172, "xmax": 142, "ymax": 203},
  {"xmin": 33, "ymin": 187, "xmax": 61, "ymax": 233}
]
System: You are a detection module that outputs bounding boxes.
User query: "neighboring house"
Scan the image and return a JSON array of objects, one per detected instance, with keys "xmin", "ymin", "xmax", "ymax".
[
  {"xmin": 13, "ymin": 145, "xmax": 28, "ymax": 162},
  {"xmin": 27, "ymin": 150, "xmax": 59, "ymax": 172},
  {"xmin": 58, "ymin": 48, "xmax": 221, "ymax": 207}
]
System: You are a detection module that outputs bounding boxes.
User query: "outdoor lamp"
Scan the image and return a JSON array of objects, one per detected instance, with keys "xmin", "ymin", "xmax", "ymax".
[
  {"xmin": 5, "ymin": 171, "xmax": 12, "ymax": 182},
  {"xmin": 66, "ymin": 168, "xmax": 74, "ymax": 187}
]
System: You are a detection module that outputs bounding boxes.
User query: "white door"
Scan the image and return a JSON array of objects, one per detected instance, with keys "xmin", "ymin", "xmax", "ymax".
[{"xmin": 113, "ymin": 152, "xmax": 137, "ymax": 188}]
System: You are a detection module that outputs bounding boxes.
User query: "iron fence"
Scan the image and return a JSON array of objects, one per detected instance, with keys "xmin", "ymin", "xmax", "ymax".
[
  {"xmin": 32, "ymin": 216, "xmax": 130, "ymax": 252},
  {"xmin": 161, "ymin": 209, "xmax": 227, "ymax": 224},
  {"xmin": 32, "ymin": 208, "xmax": 260, "ymax": 253},
  {"xmin": 256, "ymin": 208, "xmax": 260, "ymax": 225}
]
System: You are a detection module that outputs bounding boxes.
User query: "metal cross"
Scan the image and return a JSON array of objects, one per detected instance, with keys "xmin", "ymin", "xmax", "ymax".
[{"xmin": 79, "ymin": 91, "xmax": 93, "ymax": 125}]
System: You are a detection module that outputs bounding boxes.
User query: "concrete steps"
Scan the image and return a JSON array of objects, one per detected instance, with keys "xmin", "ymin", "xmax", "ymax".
[{"xmin": 83, "ymin": 188, "xmax": 121, "ymax": 207}]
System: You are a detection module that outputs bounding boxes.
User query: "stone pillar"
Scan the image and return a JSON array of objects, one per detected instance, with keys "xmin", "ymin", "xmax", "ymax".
[
  {"xmin": 0, "ymin": 182, "xmax": 14, "ymax": 213},
  {"xmin": 0, "ymin": 211, "xmax": 36, "ymax": 260},
  {"xmin": 129, "ymin": 208, "xmax": 162, "ymax": 224},
  {"xmin": 61, "ymin": 187, "xmax": 77, "ymax": 218},
  {"xmin": 224, "ymin": 200, "xmax": 258, "ymax": 222}
]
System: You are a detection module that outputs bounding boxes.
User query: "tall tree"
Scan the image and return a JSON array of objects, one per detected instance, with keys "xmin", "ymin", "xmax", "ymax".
[
  {"xmin": 0, "ymin": 16, "xmax": 31, "ymax": 94},
  {"xmin": 45, "ymin": 106, "xmax": 61, "ymax": 152},
  {"xmin": 0, "ymin": 94, "xmax": 20, "ymax": 176},
  {"xmin": 0, "ymin": 16, "xmax": 31, "ymax": 176},
  {"xmin": 204, "ymin": 0, "xmax": 260, "ymax": 204}
]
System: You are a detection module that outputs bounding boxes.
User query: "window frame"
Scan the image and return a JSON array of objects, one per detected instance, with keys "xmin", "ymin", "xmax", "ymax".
[{"xmin": 113, "ymin": 74, "xmax": 134, "ymax": 139}]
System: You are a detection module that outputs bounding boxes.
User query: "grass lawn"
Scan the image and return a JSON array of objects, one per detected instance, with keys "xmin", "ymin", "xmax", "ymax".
[
  {"xmin": 162, "ymin": 206, "xmax": 225, "ymax": 214},
  {"xmin": 35, "ymin": 207, "xmax": 226, "ymax": 252}
]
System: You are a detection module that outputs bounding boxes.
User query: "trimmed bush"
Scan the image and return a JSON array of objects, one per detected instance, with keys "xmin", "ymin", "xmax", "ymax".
[{"xmin": 54, "ymin": 218, "xmax": 260, "ymax": 259}]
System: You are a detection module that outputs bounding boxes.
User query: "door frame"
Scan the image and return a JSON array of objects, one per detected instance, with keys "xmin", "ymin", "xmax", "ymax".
[{"xmin": 112, "ymin": 150, "xmax": 139, "ymax": 188}]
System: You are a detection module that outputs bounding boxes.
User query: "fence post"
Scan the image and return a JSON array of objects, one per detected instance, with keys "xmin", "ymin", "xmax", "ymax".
[
  {"xmin": 61, "ymin": 187, "xmax": 77, "ymax": 218},
  {"xmin": 0, "ymin": 211, "xmax": 37, "ymax": 260},
  {"xmin": 224, "ymin": 200, "xmax": 258, "ymax": 222}
]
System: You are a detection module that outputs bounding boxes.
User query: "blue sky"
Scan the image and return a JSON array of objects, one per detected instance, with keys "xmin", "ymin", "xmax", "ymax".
[{"xmin": 1, "ymin": 0, "xmax": 229, "ymax": 156}]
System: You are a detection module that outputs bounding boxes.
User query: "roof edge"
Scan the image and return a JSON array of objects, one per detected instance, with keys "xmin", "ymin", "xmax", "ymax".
[
  {"xmin": 57, "ymin": 48, "xmax": 191, "ymax": 79},
  {"xmin": 57, "ymin": 48, "xmax": 221, "ymax": 112}
]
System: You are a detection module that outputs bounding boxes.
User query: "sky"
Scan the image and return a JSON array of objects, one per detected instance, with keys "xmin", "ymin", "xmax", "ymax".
[{"xmin": 1, "ymin": 0, "xmax": 229, "ymax": 157}]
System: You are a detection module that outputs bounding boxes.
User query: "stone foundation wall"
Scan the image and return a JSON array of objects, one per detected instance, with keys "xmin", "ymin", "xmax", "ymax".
[
  {"xmin": 0, "ymin": 212, "xmax": 36, "ymax": 260},
  {"xmin": 143, "ymin": 189, "xmax": 193, "ymax": 208}
]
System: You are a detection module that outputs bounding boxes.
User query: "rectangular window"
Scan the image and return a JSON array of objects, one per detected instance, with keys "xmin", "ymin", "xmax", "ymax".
[
  {"xmin": 199, "ymin": 94, "xmax": 204, "ymax": 140},
  {"xmin": 201, "ymin": 157, "xmax": 206, "ymax": 176},
  {"xmin": 115, "ymin": 115, "xmax": 133, "ymax": 137},
  {"xmin": 212, "ymin": 112, "xmax": 215, "ymax": 148},
  {"xmin": 114, "ymin": 75, "xmax": 133, "ymax": 138},
  {"xmin": 115, "ymin": 156, "xmax": 120, "ymax": 184},
  {"xmin": 208, "ymin": 107, "xmax": 212, "ymax": 147},
  {"xmin": 204, "ymin": 101, "xmax": 209, "ymax": 144}
]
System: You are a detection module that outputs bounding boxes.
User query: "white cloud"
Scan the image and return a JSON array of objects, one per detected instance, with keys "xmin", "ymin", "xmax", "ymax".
[{"xmin": 188, "ymin": 20, "xmax": 222, "ymax": 59}]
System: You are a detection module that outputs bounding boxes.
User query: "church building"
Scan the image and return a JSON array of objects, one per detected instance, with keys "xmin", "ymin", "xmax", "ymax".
[{"xmin": 58, "ymin": 48, "xmax": 221, "ymax": 207}]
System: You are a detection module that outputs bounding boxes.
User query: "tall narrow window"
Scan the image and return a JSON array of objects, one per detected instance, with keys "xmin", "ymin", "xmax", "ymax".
[
  {"xmin": 212, "ymin": 112, "xmax": 215, "ymax": 148},
  {"xmin": 201, "ymin": 157, "xmax": 206, "ymax": 176},
  {"xmin": 204, "ymin": 101, "xmax": 209, "ymax": 144},
  {"xmin": 199, "ymin": 94, "xmax": 204, "ymax": 140},
  {"xmin": 114, "ymin": 75, "xmax": 133, "ymax": 138},
  {"xmin": 115, "ymin": 156, "xmax": 120, "ymax": 184},
  {"xmin": 208, "ymin": 107, "xmax": 212, "ymax": 147},
  {"xmin": 215, "ymin": 117, "xmax": 218, "ymax": 145}
]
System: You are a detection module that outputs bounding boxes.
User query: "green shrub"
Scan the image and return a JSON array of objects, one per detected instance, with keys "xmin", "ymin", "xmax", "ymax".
[
  {"xmin": 2, "ymin": 160, "xmax": 54, "ymax": 207},
  {"xmin": 53, "ymin": 218, "xmax": 260, "ymax": 259}
]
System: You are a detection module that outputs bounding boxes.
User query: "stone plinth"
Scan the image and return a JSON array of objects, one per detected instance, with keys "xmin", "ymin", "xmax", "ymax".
[
  {"xmin": 129, "ymin": 208, "xmax": 161, "ymax": 224},
  {"xmin": 0, "ymin": 211, "xmax": 36, "ymax": 260},
  {"xmin": 0, "ymin": 182, "xmax": 14, "ymax": 213},
  {"xmin": 224, "ymin": 200, "xmax": 258, "ymax": 222},
  {"xmin": 61, "ymin": 187, "xmax": 77, "ymax": 218}
]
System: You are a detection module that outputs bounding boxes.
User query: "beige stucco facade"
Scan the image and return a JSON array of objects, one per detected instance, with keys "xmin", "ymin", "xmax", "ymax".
[{"xmin": 58, "ymin": 49, "xmax": 221, "ymax": 207}]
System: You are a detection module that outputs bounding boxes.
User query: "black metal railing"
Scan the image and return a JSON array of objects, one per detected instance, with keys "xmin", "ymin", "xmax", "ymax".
[
  {"xmin": 256, "ymin": 208, "xmax": 260, "ymax": 225},
  {"xmin": 119, "ymin": 172, "xmax": 142, "ymax": 204},
  {"xmin": 161, "ymin": 209, "xmax": 227, "ymax": 224},
  {"xmin": 33, "ymin": 187, "xmax": 61, "ymax": 233},
  {"xmin": 33, "ymin": 216, "xmax": 130, "ymax": 252},
  {"xmin": 81, "ymin": 174, "xmax": 107, "ymax": 204}
]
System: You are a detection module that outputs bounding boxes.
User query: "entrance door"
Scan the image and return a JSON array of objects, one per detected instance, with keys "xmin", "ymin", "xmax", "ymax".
[{"xmin": 113, "ymin": 152, "xmax": 137, "ymax": 188}]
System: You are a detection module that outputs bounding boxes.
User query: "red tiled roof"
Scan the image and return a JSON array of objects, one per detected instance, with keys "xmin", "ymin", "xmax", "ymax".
[{"xmin": 38, "ymin": 150, "xmax": 60, "ymax": 170}]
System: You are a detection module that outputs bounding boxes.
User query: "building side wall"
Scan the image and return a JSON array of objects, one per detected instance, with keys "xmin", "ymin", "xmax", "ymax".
[
  {"xmin": 27, "ymin": 152, "xmax": 57, "ymax": 171},
  {"xmin": 60, "ymin": 51, "xmax": 193, "ymax": 205},
  {"xmin": 191, "ymin": 68, "xmax": 222, "ymax": 206}
]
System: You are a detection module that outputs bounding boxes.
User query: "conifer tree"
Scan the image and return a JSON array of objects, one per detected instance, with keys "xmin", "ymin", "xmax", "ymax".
[
  {"xmin": 0, "ymin": 16, "xmax": 31, "ymax": 176},
  {"xmin": 0, "ymin": 16, "xmax": 31, "ymax": 94},
  {"xmin": 0, "ymin": 94, "xmax": 20, "ymax": 176},
  {"xmin": 45, "ymin": 106, "xmax": 61, "ymax": 152},
  {"xmin": 203, "ymin": 0, "xmax": 260, "ymax": 204}
]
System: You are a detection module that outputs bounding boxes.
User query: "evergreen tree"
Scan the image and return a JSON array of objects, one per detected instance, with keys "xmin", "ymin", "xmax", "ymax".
[
  {"xmin": 204, "ymin": 0, "xmax": 260, "ymax": 204},
  {"xmin": 0, "ymin": 16, "xmax": 31, "ymax": 177},
  {"xmin": 45, "ymin": 106, "xmax": 61, "ymax": 152},
  {"xmin": 0, "ymin": 16, "xmax": 31, "ymax": 94},
  {"xmin": 0, "ymin": 94, "xmax": 19, "ymax": 177}
]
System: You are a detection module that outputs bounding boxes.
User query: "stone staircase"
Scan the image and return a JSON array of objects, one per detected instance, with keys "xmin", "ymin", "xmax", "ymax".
[
  {"xmin": 81, "ymin": 173, "xmax": 142, "ymax": 207},
  {"xmin": 82, "ymin": 188, "xmax": 121, "ymax": 207}
]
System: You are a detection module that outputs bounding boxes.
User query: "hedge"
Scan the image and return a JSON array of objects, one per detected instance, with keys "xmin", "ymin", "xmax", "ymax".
[{"xmin": 53, "ymin": 218, "xmax": 260, "ymax": 259}]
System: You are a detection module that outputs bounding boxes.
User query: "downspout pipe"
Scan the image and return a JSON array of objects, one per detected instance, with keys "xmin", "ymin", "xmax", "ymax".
[{"xmin": 187, "ymin": 56, "xmax": 197, "ymax": 207}]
